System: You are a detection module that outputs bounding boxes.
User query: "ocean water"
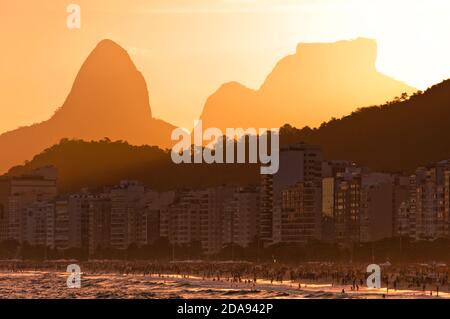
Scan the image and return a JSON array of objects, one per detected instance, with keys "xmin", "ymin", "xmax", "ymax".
[{"xmin": 0, "ymin": 271, "xmax": 448, "ymax": 299}]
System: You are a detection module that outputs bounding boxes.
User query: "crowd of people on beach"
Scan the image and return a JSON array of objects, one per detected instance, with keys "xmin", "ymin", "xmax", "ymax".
[{"xmin": 0, "ymin": 260, "xmax": 448, "ymax": 296}]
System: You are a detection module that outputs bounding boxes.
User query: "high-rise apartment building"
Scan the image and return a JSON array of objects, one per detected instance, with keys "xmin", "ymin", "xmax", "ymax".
[
  {"xmin": 260, "ymin": 143, "xmax": 323, "ymax": 245},
  {"xmin": 222, "ymin": 186, "xmax": 259, "ymax": 248},
  {"xmin": 399, "ymin": 162, "xmax": 450, "ymax": 240},
  {"xmin": 110, "ymin": 181, "xmax": 148, "ymax": 250},
  {"xmin": 0, "ymin": 167, "xmax": 57, "ymax": 243}
]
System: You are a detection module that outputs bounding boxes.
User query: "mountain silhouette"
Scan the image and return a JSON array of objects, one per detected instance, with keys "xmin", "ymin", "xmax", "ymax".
[
  {"xmin": 0, "ymin": 39, "xmax": 175, "ymax": 173},
  {"xmin": 6, "ymin": 139, "xmax": 259, "ymax": 194},
  {"xmin": 6, "ymin": 80, "xmax": 449, "ymax": 191},
  {"xmin": 280, "ymin": 79, "xmax": 450, "ymax": 171},
  {"xmin": 200, "ymin": 38, "xmax": 416, "ymax": 131}
]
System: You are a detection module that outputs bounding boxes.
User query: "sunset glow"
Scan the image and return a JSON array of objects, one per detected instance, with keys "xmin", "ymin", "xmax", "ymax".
[
  {"xmin": 0, "ymin": 0, "xmax": 449, "ymax": 132},
  {"xmin": 1, "ymin": 1, "xmax": 450, "ymax": 303}
]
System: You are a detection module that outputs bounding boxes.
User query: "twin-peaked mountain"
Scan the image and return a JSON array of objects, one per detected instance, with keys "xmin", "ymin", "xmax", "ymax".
[
  {"xmin": 0, "ymin": 40, "xmax": 175, "ymax": 173},
  {"xmin": 200, "ymin": 38, "xmax": 415, "ymax": 131},
  {"xmin": 0, "ymin": 37, "xmax": 428, "ymax": 175}
]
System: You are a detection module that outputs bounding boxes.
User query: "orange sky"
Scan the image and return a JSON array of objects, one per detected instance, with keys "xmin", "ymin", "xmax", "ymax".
[{"xmin": 0, "ymin": 0, "xmax": 449, "ymax": 134}]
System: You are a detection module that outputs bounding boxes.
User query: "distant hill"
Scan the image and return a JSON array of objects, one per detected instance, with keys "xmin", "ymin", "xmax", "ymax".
[
  {"xmin": 6, "ymin": 78, "xmax": 450, "ymax": 192},
  {"xmin": 279, "ymin": 79, "xmax": 450, "ymax": 171},
  {"xmin": 200, "ymin": 38, "xmax": 416, "ymax": 132},
  {"xmin": 6, "ymin": 139, "xmax": 259, "ymax": 194},
  {"xmin": 0, "ymin": 40, "xmax": 176, "ymax": 174}
]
